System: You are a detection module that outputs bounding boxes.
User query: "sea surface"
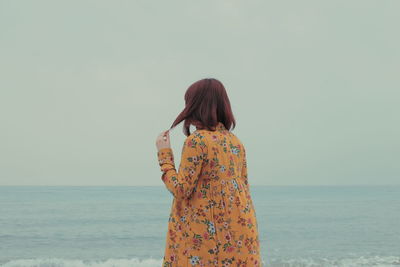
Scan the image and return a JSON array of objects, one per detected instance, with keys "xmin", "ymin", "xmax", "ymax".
[{"xmin": 0, "ymin": 185, "xmax": 399, "ymax": 267}]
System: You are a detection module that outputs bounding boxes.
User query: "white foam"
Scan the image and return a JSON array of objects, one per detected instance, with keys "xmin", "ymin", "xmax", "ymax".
[
  {"xmin": 266, "ymin": 255, "xmax": 400, "ymax": 267},
  {"xmin": 2, "ymin": 256, "xmax": 400, "ymax": 267},
  {"xmin": 1, "ymin": 258, "xmax": 162, "ymax": 267}
]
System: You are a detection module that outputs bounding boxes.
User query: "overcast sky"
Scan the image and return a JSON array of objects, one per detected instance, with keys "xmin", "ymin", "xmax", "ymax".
[{"xmin": 0, "ymin": 0, "xmax": 399, "ymax": 186}]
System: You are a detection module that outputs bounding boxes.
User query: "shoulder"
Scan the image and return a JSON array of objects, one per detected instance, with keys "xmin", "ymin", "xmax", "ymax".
[
  {"xmin": 225, "ymin": 131, "xmax": 242, "ymax": 144},
  {"xmin": 229, "ymin": 132, "xmax": 246, "ymax": 154}
]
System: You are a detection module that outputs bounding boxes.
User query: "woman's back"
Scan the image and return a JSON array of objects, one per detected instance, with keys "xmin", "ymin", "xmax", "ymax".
[{"xmin": 157, "ymin": 122, "xmax": 261, "ymax": 266}]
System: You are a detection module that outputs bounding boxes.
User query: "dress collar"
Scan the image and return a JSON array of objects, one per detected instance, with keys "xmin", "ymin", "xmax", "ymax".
[
  {"xmin": 215, "ymin": 122, "xmax": 227, "ymax": 131},
  {"xmin": 195, "ymin": 122, "xmax": 227, "ymax": 131}
]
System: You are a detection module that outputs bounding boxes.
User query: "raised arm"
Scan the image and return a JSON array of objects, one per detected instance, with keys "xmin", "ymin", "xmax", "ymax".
[{"xmin": 157, "ymin": 133, "xmax": 207, "ymax": 199}]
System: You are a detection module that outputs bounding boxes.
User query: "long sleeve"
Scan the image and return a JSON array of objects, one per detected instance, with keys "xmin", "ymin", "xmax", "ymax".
[
  {"xmin": 241, "ymin": 144, "xmax": 250, "ymax": 192},
  {"xmin": 157, "ymin": 133, "xmax": 207, "ymax": 199}
]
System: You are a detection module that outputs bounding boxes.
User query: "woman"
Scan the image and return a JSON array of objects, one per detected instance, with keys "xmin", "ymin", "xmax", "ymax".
[{"xmin": 155, "ymin": 78, "xmax": 261, "ymax": 267}]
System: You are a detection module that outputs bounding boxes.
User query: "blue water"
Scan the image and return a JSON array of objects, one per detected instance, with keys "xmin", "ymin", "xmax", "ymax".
[{"xmin": 0, "ymin": 186, "xmax": 399, "ymax": 266}]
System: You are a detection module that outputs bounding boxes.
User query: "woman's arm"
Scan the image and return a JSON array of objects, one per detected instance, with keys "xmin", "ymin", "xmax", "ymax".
[{"xmin": 157, "ymin": 133, "xmax": 207, "ymax": 199}]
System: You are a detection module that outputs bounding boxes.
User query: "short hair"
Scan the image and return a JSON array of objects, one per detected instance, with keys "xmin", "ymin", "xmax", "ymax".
[{"xmin": 170, "ymin": 78, "xmax": 236, "ymax": 136}]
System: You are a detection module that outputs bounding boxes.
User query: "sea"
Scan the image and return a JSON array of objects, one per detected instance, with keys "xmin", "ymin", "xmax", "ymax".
[{"xmin": 0, "ymin": 185, "xmax": 399, "ymax": 267}]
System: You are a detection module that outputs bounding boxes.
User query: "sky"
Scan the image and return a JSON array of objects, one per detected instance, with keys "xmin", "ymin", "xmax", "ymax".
[{"xmin": 0, "ymin": 0, "xmax": 399, "ymax": 186}]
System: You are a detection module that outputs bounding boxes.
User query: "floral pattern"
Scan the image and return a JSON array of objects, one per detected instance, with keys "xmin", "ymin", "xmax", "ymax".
[{"xmin": 157, "ymin": 122, "xmax": 261, "ymax": 266}]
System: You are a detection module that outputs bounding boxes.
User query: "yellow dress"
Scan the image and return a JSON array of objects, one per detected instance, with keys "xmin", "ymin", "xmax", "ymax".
[{"xmin": 157, "ymin": 122, "xmax": 261, "ymax": 267}]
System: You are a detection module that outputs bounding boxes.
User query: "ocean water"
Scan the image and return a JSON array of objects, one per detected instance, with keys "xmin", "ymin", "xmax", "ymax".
[{"xmin": 0, "ymin": 185, "xmax": 399, "ymax": 267}]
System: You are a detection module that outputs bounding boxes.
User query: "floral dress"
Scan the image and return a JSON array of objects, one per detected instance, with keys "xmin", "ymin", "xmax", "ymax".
[{"xmin": 157, "ymin": 122, "xmax": 261, "ymax": 267}]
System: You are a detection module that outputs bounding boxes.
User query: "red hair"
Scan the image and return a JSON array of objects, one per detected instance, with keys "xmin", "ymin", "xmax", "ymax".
[{"xmin": 170, "ymin": 78, "xmax": 236, "ymax": 136}]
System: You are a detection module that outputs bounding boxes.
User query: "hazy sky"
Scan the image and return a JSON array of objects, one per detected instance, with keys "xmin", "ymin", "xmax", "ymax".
[{"xmin": 1, "ymin": 0, "xmax": 399, "ymax": 186}]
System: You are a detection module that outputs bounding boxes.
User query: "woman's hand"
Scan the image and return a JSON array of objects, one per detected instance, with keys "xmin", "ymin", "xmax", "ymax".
[{"xmin": 156, "ymin": 130, "xmax": 171, "ymax": 151}]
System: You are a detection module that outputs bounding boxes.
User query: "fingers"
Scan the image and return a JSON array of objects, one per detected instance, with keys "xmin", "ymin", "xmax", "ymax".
[
  {"xmin": 156, "ymin": 130, "xmax": 171, "ymax": 151},
  {"xmin": 156, "ymin": 130, "xmax": 170, "ymax": 143},
  {"xmin": 157, "ymin": 131, "xmax": 167, "ymax": 139}
]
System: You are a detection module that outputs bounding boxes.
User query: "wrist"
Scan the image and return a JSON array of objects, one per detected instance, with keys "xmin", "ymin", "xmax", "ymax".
[{"xmin": 158, "ymin": 147, "xmax": 172, "ymax": 153}]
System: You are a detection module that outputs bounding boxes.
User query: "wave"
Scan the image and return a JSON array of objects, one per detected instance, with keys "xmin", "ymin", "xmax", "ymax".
[
  {"xmin": 2, "ymin": 256, "xmax": 400, "ymax": 267},
  {"xmin": 266, "ymin": 256, "xmax": 400, "ymax": 267},
  {"xmin": 1, "ymin": 258, "xmax": 162, "ymax": 267}
]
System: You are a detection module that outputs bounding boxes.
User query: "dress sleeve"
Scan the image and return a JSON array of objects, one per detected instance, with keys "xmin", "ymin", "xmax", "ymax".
[
  {"xmin": 241, "ymin": 145, "xmax": 250, "ymax": 191},
  {"xmin": 157, "ymin": 133, "xmax": 207, "ymax": 199}
]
